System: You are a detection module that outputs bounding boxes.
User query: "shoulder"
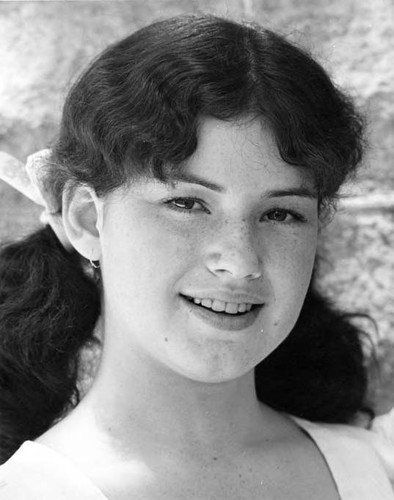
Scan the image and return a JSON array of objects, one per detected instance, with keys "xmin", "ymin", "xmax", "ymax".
[
  {"xmin": 0, "ymin": 441, "xmax": 106, "ymax": 500},
  {"xmin": 291, "ymin": 415, "xmax": 394, "ymax": 499},
  {"xmin": 371, "ymin": 410, "xmax": 394, "ymax": 482}
]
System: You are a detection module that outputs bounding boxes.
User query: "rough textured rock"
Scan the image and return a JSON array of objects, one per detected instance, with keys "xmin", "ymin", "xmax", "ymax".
[
  {"xmin": 0, "ymin": 0, "xmax": 393, "ymax": 410},
  {"xmin": 318, "ymin": 210, "xmax": 394, "ymax": 413}
]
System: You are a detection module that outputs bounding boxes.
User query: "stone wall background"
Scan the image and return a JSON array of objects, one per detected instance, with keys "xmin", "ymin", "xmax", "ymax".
[{"xmin": 0, "ymin": 0, "xmax": 393, "ymax": 412}]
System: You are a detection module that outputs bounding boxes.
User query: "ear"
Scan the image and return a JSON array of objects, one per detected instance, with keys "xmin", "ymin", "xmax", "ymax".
[{"xmin": 61, "ymin": 183, "xmax": 104, "ymax": 261}]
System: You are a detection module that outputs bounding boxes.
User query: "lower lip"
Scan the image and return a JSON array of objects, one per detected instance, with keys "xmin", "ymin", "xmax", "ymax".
[{"xmin": 181, "ymin": 296, "xmax": 263, "ymax": 332}]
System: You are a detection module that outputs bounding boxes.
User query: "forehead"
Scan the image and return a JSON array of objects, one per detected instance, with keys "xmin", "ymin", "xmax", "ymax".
[{"xmin": 168, "ymin": 117, "xmax": 316, "ymax": 193}]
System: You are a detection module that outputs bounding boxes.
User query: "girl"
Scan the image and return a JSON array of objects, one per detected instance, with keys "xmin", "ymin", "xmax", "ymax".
[{"xmin": 0, "ymin": 13, "xmax": 393, "ymax": 499}]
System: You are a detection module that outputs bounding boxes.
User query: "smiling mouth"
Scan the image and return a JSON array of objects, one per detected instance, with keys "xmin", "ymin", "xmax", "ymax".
[{"xmin": 181, "ymin": 295, "xmax": 262, "ymax": 316}]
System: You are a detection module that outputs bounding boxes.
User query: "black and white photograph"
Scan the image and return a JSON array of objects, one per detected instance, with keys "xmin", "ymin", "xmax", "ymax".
[{"xmin": 0, "ymin": 1, "xmax": 393, "ymax": 498}]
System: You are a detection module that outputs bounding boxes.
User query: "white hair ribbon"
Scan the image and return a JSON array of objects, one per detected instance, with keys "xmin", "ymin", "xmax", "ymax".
[{"xmin": 0, "ymin": 150, "xmax": 73, "ymax": 251}]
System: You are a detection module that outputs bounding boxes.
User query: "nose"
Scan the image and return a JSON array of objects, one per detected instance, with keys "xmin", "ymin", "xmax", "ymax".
[{"xmin": 205, "ymin": 219, "xmax": 262, "ymax": 281}]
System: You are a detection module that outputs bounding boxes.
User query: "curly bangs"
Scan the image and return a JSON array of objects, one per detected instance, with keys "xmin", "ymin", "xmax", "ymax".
[{"xmin": 52, "ymin": 14, "xmax": 365, "ymax": 211}]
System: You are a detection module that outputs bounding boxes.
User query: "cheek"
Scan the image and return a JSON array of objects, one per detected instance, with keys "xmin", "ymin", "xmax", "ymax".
[
  {"xmin": 266, "ymin": 230, "xmax": 317, "ymax": 323},
  {"xmin": 270, "ymin": 227, "xmax": 317, "ymax": 278},
  {"xmin": 100, "ymin": 212, "xmax": 201, "ymax": 299},
  {"xmin": 283, "ymin": 236, "xmax": 316, "ymax": 288}
]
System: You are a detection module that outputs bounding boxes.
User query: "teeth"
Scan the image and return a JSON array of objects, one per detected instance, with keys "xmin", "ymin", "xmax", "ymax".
[
  {"xmin": 191, "ymin": 297, "xmax": 255, "ymax": 314},
  {"xmin": 201, "ymin": 299, "xmax": 213, "ymax": 308},
  {"xmin": 225, "ymin": 302, "xmax": 239, "ymax": 314},
  {"xmin": 238, "ymin": 303, "xmax": 247, "ymax": 313},
  {"xmin": 212, "ymin": 299, "xmax": 226, "ymax": 312}
]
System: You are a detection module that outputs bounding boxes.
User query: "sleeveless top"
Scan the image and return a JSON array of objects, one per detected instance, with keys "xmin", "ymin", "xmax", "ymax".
[{"xmin": 0, "ymin": 416, "xmax": 393, "ymax": 499}]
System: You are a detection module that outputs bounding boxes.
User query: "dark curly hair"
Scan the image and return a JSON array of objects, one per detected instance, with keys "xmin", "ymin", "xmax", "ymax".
[{"xmin": 0, "ymin": 14, "xmax": 368, "ymax": 463}]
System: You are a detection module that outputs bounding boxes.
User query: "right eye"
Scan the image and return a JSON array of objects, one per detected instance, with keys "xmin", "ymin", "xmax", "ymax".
[{"xmin": 164, "ymin": 197, "xmax": 209, "ymax": 214}]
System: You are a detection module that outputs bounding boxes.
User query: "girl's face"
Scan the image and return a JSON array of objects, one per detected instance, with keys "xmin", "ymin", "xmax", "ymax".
[{"xmin": 99, "ymin": 118, "xmax": 319, "ymax": 383}]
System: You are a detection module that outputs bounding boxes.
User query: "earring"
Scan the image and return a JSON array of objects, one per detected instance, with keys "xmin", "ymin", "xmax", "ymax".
[
  {"xmin": 89, "ymin": 259, "xmax": 100, "ymax": 269},
  {"xmin": 250, "ymin": 271, "xmax": 262, "ymax": 279}
]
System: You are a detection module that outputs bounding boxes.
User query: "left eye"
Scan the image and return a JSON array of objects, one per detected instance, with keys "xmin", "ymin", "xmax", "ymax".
[{"xmin": 264, "ymin": 209, "xmax": 301, "ymax": 222}]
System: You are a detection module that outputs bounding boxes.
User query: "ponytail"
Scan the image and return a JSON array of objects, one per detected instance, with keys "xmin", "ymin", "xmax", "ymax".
[
  {"xmin": 255, "ymin": 285, "xmax": 372, "ymax": 423},
  {"xmin": 0, "ymin": 226, "xmax": 100, "ymax": 463}
]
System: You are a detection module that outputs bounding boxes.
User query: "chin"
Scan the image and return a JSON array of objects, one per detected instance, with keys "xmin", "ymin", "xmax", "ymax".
[
  {"xmin": 161, "ymin": 328, "xmax": 285, "ymax": 384},
  {"xmin": 168, "ymin": 355, "xmax": 257, "ymax": 385}
]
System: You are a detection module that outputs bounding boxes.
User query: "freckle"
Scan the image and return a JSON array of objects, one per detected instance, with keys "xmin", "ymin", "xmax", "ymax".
[
  {"xmin": 164, "ymin": 337, "xmax": 168, "ymax": 342},
  {"xmin": 213, "ymin": 456, "xmax": 218, "ymax": 461}
]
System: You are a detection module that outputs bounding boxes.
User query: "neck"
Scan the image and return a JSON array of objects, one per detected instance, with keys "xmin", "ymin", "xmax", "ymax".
[{"xmin": 76, "ymin": 337, "xmax": 273, "ymax": 459}]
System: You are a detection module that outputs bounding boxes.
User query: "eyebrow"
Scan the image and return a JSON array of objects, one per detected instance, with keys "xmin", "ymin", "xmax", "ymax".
[
  {"xmin": 169, "ymin": 173, "xmax": 224, "ymax": 192},
  {"xmin": 265, "ymin": 187, "xmax": 317, "ymax": 199},
  {"xmin": 168, "ymin": 173, "xmax": 317, "ymax": 199}
]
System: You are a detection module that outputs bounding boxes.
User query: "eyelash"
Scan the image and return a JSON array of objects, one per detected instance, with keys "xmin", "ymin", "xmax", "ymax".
[{"xmin": 164, "ymin": 197, "xmax": 307, "ymax": 224}]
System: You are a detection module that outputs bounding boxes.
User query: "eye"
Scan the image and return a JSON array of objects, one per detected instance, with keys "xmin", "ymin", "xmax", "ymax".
[
  {"xmin": 165, "ymin": 197, "xmax": 209, "ymax": 214},
  {"xmin": 171, "ymin": 198, "xmax": 198, "ymax": 210},
  {"xmin": 263, "ymin": 209, "xmax": 305, "ymax": 223},
  {"xmin": 267, "ymin": 209, "xmax": 288, "ymax": 222}
]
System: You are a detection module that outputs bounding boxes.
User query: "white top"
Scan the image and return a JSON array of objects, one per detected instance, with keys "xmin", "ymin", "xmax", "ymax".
[
  {"xmin": 292, "ymin": 417, "xmax": 394, "ymax": 499},
  {"xmin": 0, "ymin": 416, "xmax": 393, "ymax": 499}
]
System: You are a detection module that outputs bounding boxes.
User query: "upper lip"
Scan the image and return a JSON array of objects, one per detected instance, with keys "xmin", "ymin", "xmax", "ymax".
[{"xmin": 181, "ymin": 290, "xmax": 265, "ymax": 305}]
